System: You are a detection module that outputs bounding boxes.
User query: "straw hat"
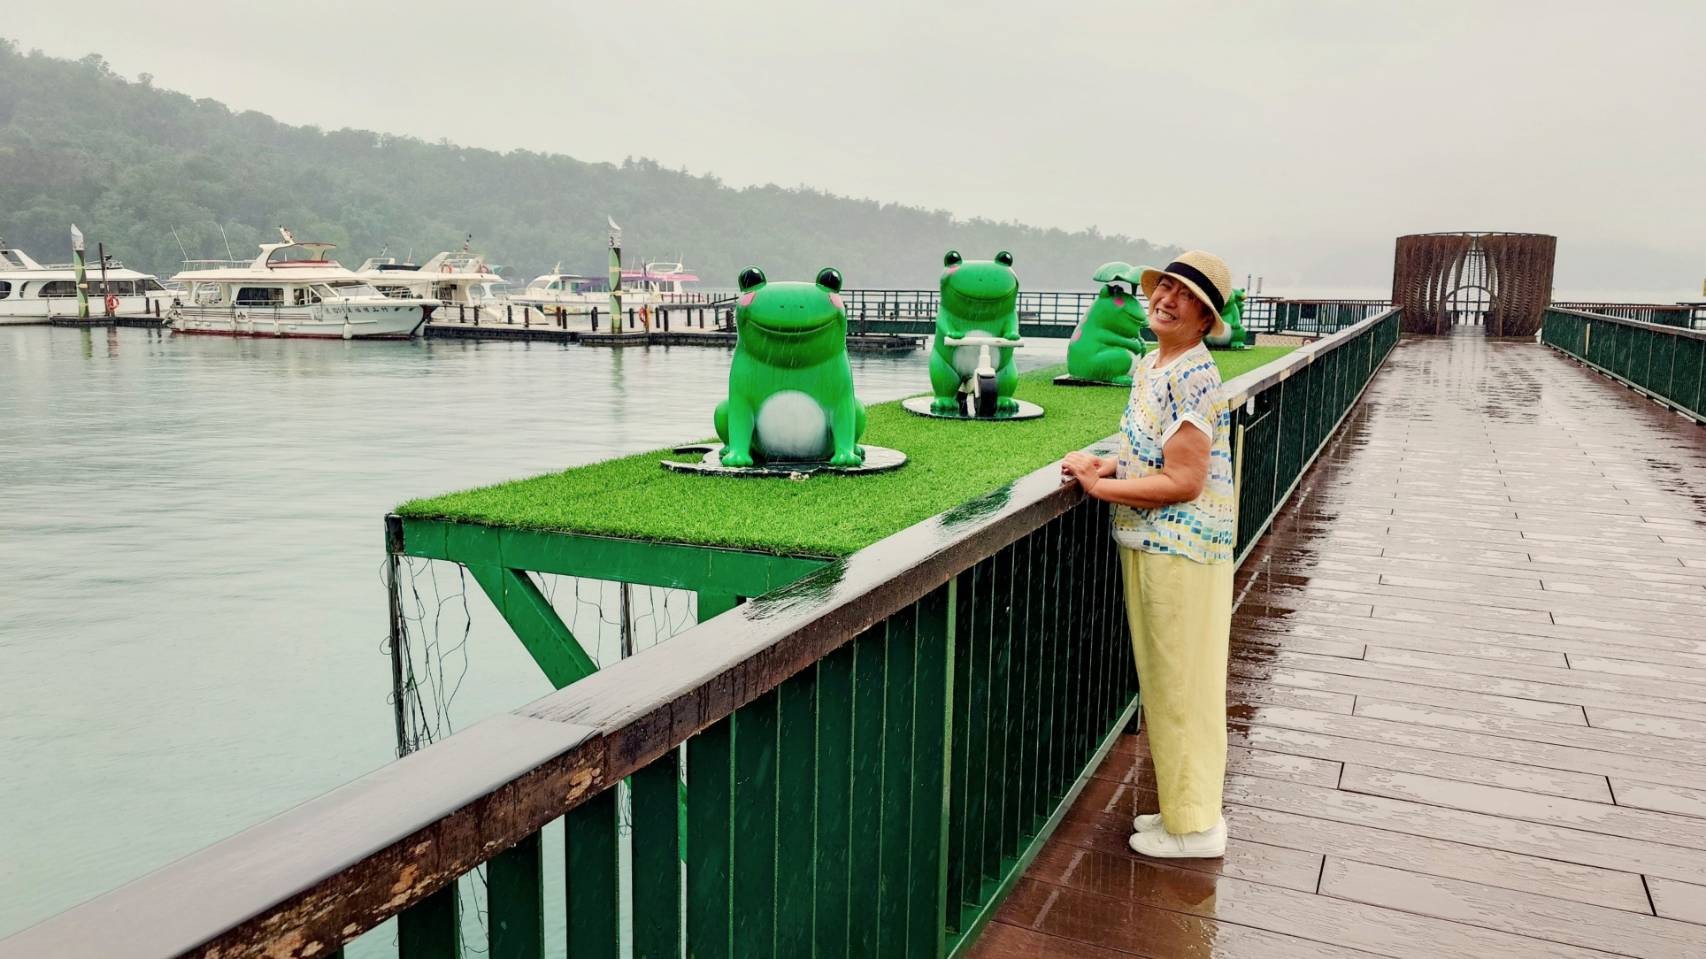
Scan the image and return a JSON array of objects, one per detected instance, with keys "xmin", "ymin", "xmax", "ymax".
[{"xmin": 1140, "ymin": 250, "xmax": 1232, "ymax": 340}]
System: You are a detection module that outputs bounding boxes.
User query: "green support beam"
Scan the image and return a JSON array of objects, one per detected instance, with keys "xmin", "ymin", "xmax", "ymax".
[
  {"xmin": 399, "ymin": 517, "xmax": 827, "ymax": 597},
  {"xmin": 464, "ymin": 564, "xmax": 598, "ymax": 688}
]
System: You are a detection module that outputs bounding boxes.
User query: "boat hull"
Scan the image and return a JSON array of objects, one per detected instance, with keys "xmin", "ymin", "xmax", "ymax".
[
  {"xmin": 168, "ymin": 304, "xmax": 429, "ymax": 340},
  {"xmin": 0, "ymin": 294, "xmax": 173, "ymax": 324}
]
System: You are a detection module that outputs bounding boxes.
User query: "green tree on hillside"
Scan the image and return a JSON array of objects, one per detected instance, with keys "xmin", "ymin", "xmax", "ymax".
[{"xmin": 0, "ymin": 40, "xmax": 1178, "ymax": 289}]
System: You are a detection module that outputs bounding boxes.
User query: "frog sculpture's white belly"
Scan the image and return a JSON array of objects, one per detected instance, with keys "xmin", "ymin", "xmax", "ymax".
[{"xmin": 754, "ymin": 390, "xmax": 831, "ymax": 461}]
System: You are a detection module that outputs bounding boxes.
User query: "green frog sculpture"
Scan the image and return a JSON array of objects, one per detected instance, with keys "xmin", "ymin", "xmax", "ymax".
[
  {"xmin": 1206, "ymin": 288, "xmax": 1251, "ymax": 350},
  {"xmin": 929, "ymin": 250, "xmax": 1021, "ymax": 414},
  {"xmin": 715, "ymin": 266, "xmax": 866, "ymax": 467},
  {"xmin": 1065, "ymin": 261, "xmax": 1150, "ymax": 384}
]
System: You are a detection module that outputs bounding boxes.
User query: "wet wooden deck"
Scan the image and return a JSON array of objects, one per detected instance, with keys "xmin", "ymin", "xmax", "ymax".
[{"xmin": 973, "ymin": 335, "xmax": 1706, "ymax": 959}]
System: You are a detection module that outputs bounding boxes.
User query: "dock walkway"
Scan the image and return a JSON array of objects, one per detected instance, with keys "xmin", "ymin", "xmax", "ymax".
[{"xmin": 974, "ymin": 335, "xmax": 1706, "ymax": 958}]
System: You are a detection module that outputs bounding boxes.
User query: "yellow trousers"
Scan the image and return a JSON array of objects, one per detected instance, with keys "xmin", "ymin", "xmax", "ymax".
[{"xmin": 1119, "ymin": 546, "xmax": 1234, "ymax": 834}]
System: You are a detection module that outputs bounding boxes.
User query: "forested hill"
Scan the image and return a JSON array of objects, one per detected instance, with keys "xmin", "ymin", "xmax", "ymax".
[{"xmin": 0, "ymin": 42, "xmax": 1176, "ymax": 290}]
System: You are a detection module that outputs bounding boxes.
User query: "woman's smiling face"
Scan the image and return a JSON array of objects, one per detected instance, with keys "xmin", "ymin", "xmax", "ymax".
[{"xmin": 1148, "ymin": 275, "xmax": 1212, "ymax": 340}]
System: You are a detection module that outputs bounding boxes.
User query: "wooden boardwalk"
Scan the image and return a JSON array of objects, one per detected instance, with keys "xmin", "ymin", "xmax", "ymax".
[{"xmin": 972, "ymin": 335, "xmax": 1706, "ymax": 959}]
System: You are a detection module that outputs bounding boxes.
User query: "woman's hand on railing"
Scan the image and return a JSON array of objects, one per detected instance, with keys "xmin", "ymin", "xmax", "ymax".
[{"xmin": 1061, "ymin": 452, "xmax": 1116, "ymax": 491}]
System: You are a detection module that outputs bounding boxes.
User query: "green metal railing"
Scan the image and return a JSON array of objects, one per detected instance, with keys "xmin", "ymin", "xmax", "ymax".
[
  {"xmin": 1, "ymin": 311, "xmax": 1403, "ymax": 959},
  {"xmin": 1550, "ymin": 301, "xmax": 1698, "ymax": 330},
  {"xmin": 1543, "ymin": 307, "xmax": 1706, "ymax": 423},
  {"xmin": 1228, "ymin": 308, "xmax": 1402, "ymax": 560}
]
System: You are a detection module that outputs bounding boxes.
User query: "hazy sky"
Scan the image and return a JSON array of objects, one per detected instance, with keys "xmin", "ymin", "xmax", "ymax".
[{"xmin": 7, "ymin": 1, "xmax": 1704, "ymax": 294}]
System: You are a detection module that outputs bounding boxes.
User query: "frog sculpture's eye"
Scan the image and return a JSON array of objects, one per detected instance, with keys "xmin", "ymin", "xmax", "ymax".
[
  {"xmin": 995, "ymin": 251, "xmax": 1014, "ymax": 267},
  {"xmin": 943, "ymin": 250, "xmax": 963, "ymax": 267},
  {"xmin": 737, "ymin": 267, "xmax": 767, "ymax": 292},
  {"xmin": 815, "ymin": 267, "xmax": 843, "ymax": 292}
]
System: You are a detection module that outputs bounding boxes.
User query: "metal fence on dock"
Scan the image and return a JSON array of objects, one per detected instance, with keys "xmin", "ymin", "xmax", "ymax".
[
  {"xmin": 1549, "ymin": 301, "xmax": 1702, "ymax": 330},
  {"xmin": 0, "ymin": 310, "xmax": 1404, "ymax": 959},
  {"xmin": 838, "ymin": 289, "xmax": 1391, "ymax": 339},
  {"xmin": 1543, "ymin": 307, "xmax": 1706, "ymax": 422}
]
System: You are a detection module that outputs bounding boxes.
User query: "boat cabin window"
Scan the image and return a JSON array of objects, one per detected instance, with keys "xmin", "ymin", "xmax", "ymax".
[
  {"xmin": 38, "ymin": 280, "xmax": 80, "ymax": 298},
  {"xmin": 0, "ymin": 281, "xmax": 10, "ymax": 299},
  {"xmin": 144, "ymin": 278, "xmax": 166, "ymax": 292},
  {"xmin": 235, "ymin": 287, "xmax": 285, "ymax": 306},
  {"xmin": 0, "ymin": 250, "xmax": 26, "ymax": 269},
  {"xmin": 191, "ymin": 282, "xmax": 224, "ymax": 306},
  {"xmin": 312, "ymin": 281, "xmax": 380, "ymax": 300}
]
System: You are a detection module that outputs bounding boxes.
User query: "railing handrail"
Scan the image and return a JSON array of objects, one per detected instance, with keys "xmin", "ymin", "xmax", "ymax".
[
  {"xmin": 2, "ymin": 311, "xmax": 1402, "ymax": 958},
  {"xmin": 1547, "ymin": 306, "xmax": 1706, "ymax": 342},
  {"xmin": 1220, "ymin": 307, "xmax": 1402, "ymax": 405}
]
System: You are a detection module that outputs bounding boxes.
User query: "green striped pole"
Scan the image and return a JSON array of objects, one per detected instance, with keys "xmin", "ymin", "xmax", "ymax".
[{"xmin": 70, "ymin": 224, "xmax": 89, "ymax": 320}]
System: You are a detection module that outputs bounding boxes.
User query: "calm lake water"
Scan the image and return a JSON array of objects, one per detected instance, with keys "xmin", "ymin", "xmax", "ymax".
[{"xmin": 0, "ymin": 325, "xmax": 1068, "ymax": 943}]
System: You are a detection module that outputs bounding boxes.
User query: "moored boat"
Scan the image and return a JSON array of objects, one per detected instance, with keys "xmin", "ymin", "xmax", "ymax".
[
  {"xmin": 509, "ymin": 261, "xmax": 701, "ymax": 314},
  {"xmin": 0, "ymin": 237, "xmax": 172, "ymax": 324},
  {"xmin": 167, "ymin": 229, "xmax": 434, "ymax": 339},
  {"xmin": 356, "ymin": 248, "xmax": 507, "ymax": 322}
]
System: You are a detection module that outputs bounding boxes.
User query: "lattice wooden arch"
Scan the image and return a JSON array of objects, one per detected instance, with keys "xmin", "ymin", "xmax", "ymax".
[{"xmin": 1392, "ymin": 232, "xmax": 1556, "ymax": 336}]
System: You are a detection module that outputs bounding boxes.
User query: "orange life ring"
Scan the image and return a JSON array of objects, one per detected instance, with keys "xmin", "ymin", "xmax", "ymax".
[{"xmin": 104, "ymin": 293, "xmax": 120, "ymax": 313}]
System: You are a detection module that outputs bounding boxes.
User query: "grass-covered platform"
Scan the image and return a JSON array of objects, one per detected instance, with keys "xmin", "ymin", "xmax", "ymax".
[{"xmin": 398, "ymin": 349, "xmax": 1292, "ymax": 559}]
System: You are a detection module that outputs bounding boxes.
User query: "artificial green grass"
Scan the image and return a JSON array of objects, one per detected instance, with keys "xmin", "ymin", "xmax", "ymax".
[{"xmin": 399, "ymin": 349, "xmax": 1295, "ymax": 558}]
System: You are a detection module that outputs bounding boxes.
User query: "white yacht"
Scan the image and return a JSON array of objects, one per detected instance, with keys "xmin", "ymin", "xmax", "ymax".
[
  {"xmin": 356, "ymin": 249, "xmax": 507, "ymax": 322},
  {"xmin": 167, "ymin": 230, "xmax": 434, "ymax": 340},
  {"xmin": 509, "ymin": 261, "xmax": 701, "ymax": 313},
  {"xmin": 0, "ymin": 238, "xmax": 172, "ymax": 324}
]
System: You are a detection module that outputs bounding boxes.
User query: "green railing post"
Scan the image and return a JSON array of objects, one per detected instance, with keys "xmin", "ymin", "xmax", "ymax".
[{"xmin": 488, "ymin": 833, "xmax": 544, "ymax": 959}]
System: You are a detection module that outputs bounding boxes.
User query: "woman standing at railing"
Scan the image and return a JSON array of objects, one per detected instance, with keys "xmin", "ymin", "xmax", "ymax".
[{"xmin": 1061, "ymin": 250, "xmax": 1236, "ymax": 859}]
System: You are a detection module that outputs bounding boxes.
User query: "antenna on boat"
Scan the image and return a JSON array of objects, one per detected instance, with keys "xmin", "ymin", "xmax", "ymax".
[
  {"xmin": 463, "ymin": 233, "xmax": 472, "ymax": 253},
  {"xmin": 170, "ymin": 227, "xmax": 191, "ymax": 263},
  {"xmin": 219, "ymin": 223, "xmax": 236, "ymax": 261}
]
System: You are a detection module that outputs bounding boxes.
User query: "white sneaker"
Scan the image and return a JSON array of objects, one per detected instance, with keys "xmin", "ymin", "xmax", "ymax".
[
  {"xmin": 1132, "ymin": 813, "xmax": 1164, "ymax": 833},
  {"xmin": 1128, "ymin": 816, "xmax": 1227, "ymax": 859}
]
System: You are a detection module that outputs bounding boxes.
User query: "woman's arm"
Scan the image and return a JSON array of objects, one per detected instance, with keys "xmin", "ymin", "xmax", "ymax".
[{"xmin": 1062, "ymin": 427, "xmax": 1210, "ymax": 509}]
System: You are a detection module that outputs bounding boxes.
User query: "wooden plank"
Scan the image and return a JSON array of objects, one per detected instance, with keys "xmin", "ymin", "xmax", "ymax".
[
  {"xmin": 1045, "ymin": 810, "xmax": 1327, "ymax": 890},
  {"xmin": 1610, "ymin": 779, "xmax": 1706, "ymax": 819},
  {"xmin": 1227, "ymin": 803, "xmax": 1650, "ymax": 913},
  {"xmin": 1341, "ymin": 766, "xmax": 1706, "ymax": 851},
  {"xmin": 1227, "ymin": 678, "xmax": 1358, "ymax": 714},
  {"xmin": 967, "ymin": 922, "xmax": 1151, "ymax": 959},
  {"xmin": 1238, "ymin": 702, "xmax": 1706, "ymax": 790},
  {"xmin": 1355, "ymin": 698, "xmax": 1706, "ymax": 767},
  {"xmin": 1320, "ymin": 858, "xmax": 1704, "ymax": 958},
  {"xmin": 1227, "ymin": 722, "xmax": 1612, "ymax": 802},
  {"xmin": 989, "ymin": 878, "xmax": 1389, "ymax": 959},
  {"xmin": 1228, "ymin": 660, "xmax": 1588, "ymax": 725},
  {"xmin": 1363, "ymin": 646, "xmax": 1706, "ymax": 703},
  {"xmin": 1647, "ymin": 878, "xmax": 1706, "ymax": 926},
  {"xmin": 1237, "ymin": 648, "xmax": 1706, "ymax": 722},
  {"xmin": 1237, "ymin": 621, "xmax": 1566, "ymax": 667},
  {"xmin": 1241, "ymin": 605, "xmax": 1706, "ymax": 662},
  {"xmin": 1224, "ymin": 774, "xmax": 1706, "ymax": 884},
  {"xmin": 1587, "ymin": 707, "xmax": 1706, "ymax": 742},
  {"xmin": 1014, "ymin": 853, "xmax": 1613, "ymax": 959}
]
